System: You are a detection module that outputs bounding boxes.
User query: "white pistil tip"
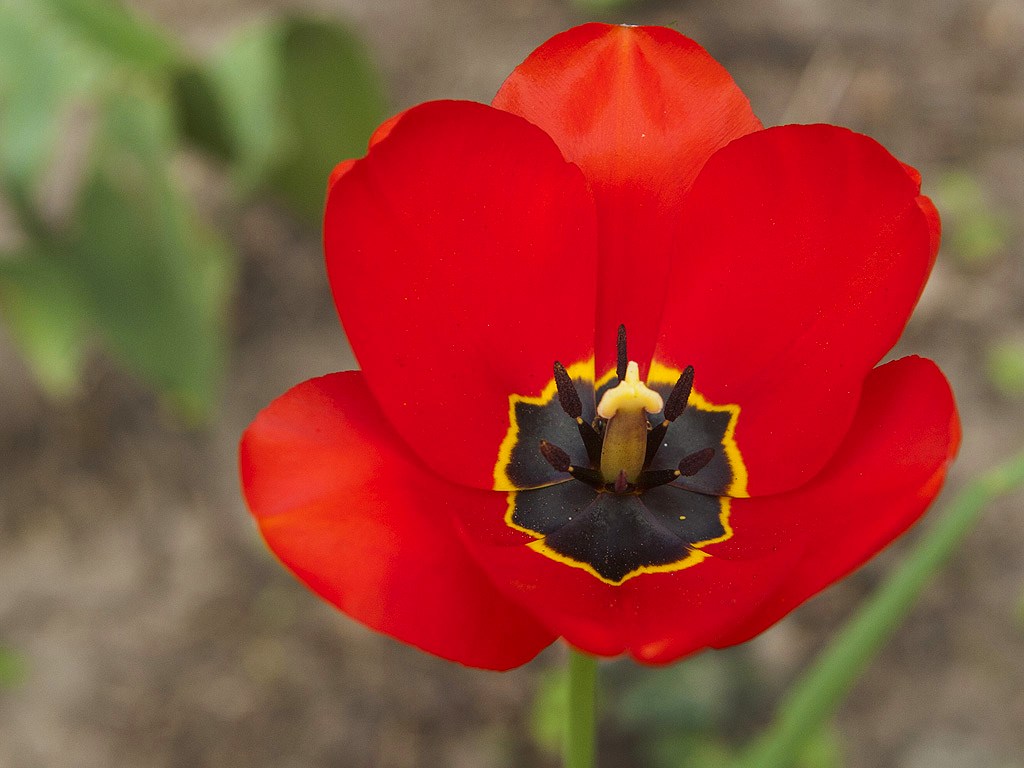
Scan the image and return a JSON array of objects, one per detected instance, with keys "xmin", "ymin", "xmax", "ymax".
[{"xmin": 597, "ymin": 361, "xmax": 664, "ymax": 419}]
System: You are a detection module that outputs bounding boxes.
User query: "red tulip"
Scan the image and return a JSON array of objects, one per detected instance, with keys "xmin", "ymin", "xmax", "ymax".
[{"xmin": 240, "ymin": 23, "xmax": 960, "ymax": 670}]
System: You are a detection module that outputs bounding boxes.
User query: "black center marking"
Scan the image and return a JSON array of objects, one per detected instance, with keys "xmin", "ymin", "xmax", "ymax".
[{"xmin": 502, "ymin": 367, "xmax": 740, "ymax": 584}]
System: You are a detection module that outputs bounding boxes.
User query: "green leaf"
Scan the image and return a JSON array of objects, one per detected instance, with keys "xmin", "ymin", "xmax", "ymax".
[
  {"xmin": 202, "ymin": 20, "xmax": 286, "ymax": 190},
  {"xmin": 735, "ymin": 452, "xmax": 1024, "ymax": 768},
  {"xmin": 0, "ymin": 14, "xmax": 64, "ymax": 193},
  {"xmin": 67, "ymin": 82, "xmax": 233, "ymax": 421},
  {"xmin": 0, "ymin": 1, "xmax": 233, "ymax": 417},
  {"xmin": 180, "ymin": 15, "xmax": 385, "ymax": 217},
  {"xmin": 0, "ymin": 0, "xmax": 104, "ymax": 194},
  {"xmin": 268, "ymin": 17, "xmax": 386, "ymax": 219},
  {"xmin": 986, "ymin": 340, "xmax": 1024, "ymax": 399},
  {"xmin": 171, "ymin": 64, "xmax": 236, "ymax": 162},
  {"xmin": 35, "ymin": 0, "xmax": 182, "ymax": 76},
  {"xmin": 0, "ymin": 247, "xmax": 92, "ymax": 396}
]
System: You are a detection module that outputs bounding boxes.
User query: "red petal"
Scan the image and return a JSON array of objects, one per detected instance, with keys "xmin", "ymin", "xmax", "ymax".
[
  {"xmin": 655, "ymin": 125, "xmax": 934, "ymax": 494},
  {"xmin": 240, "ymin": 372, "xmax": 555, "ymax": 670},
  {"xmin": 901, "ymin": 160, "xmax": 943, "ymax": 266},
  {"xmin": 918, "ymin": 193, "xmax": 942, "ymax": 266},
  {"xmin": 709, "ymin": 356, "xmax": 960, "ymax": 648},
  {"xmin": 325, "ymin": 100, "xmax": 598, "ymax": 491},
  {"xmin": 493, "ymin": 23, "xmax": 762, "ymax": 376}
]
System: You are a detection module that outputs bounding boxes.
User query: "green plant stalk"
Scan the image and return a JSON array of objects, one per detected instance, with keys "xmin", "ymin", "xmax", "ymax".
[
  {"xmin": 737, "ymin": 450, "xmax": 1024, "ymax": 768},
  {"xmin": 565, "ymin": 648, "xmax": 598, "ymax": 768}
]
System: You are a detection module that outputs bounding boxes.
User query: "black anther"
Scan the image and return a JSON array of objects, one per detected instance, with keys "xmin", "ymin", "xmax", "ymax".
[
  {"xmin": 553, "ymin": 361, "xmax": 603, "ymax": 464},
  {"xmin": 553, "ymin": 361, "xmax": 583, "ymax": 419},
  {"xmin": 678, "ymin": 447, "xmax": 715, "ymax": 476},
  {"xmin": 635, "ymin": 447, "xmax": 715, "ymax": 490},
  {"xmin": 540, "ymin": 440, "xmax": 605, "ymax": 488},
  {"xmin": 539, "ymin": 440, "xmax": 571, "ymax": 473},
  {"xmin": 616, "ymin": 324, "xmax": 628, "ymax": 382},
  {"xmin": 663, "ymin": 366, "xmax": 695, "ymax": 423}
]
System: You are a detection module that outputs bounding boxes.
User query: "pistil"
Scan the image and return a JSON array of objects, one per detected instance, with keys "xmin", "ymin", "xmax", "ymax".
[{"xmin": 596, "ymin": 361, "xmax": 663, "ymax": 483}]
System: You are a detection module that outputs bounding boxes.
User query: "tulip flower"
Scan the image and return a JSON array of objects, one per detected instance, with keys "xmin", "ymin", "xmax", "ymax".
[{"xmin": 240, "ymin": 23, "xmax": 959, "ymax": 672}]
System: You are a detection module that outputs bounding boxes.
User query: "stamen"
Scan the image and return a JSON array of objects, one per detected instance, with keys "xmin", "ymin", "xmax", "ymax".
[
  {"xmin": 553, "ymin": 361, "xmax": 603, "ymax": 464},
  {"xmin": 634, "ymin": 468, "xmax": 678, "ymax": 490},
  {"xmin": 539, "ymin": 440, "xmax": 605, "ymax": 488},
  {"xmin": 616, "ymin": 324, "xmax": 628, "ymax": 382},
  {"xmin": 553, "ymin": 361, "xmax": 582, "ymax": 419},
  {"xmin": 634, "ymin": 447, "xmax": 715, "ymax": 490},
  {"xmin": 645, "ymin": 365, "xmax": 695, "ymax": 466},
  {"xmin": 577, "ymin": 423, "xmax": 603, "ymax": 466},
  {"xmin": 677, "ymin": 447, "xmax": 715, "ymax": 476},
  {"xmin": 569, "ymin": 465, "xmax": 606, "ymax": 487},
  {"xmin": 644, "ymin": 426, "xmax": 667, "ymax": 467},
  {"xmin": 539, "ymin": 440, "xmax": 570, "ymax": 473},
  {"xmin": 663, "ymin": 366, "xmax": 695, "ymax": 423}
]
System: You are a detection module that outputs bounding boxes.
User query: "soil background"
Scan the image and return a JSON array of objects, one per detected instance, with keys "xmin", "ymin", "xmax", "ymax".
[{"xmin": 2, "ymin": 0, "xmax": 1023, "ymax": 766}]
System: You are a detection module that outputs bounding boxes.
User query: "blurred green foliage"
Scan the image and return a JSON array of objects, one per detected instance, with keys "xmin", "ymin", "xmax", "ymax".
[
  {"xmin": 931, "ymin": 170, "xmax": 1024, "ymax": 401},
  {"xmin": 609, "ymin": 652, "xmax": 755, "ymax": 768},
  {"xmin": 614, "ymin": 652, "xmax": 747, "ymax": 734},
  {"xmin": 0, "ymin": 645, "xmax": 28, "ymax": 689},
  {"xmin": 986, "ymin": 340, "xmax": 1024, "ymax": 399},
  {"xmin": 934, "ymin": 170, "xmax": 1010, "ymax": 269},
  {"xmin": 179, "ymin": 17, "xmax": 386, "ymax": 218},
  {"xmin": 0, "ymin": 0, "xmax": 385, "ymax": 421}
]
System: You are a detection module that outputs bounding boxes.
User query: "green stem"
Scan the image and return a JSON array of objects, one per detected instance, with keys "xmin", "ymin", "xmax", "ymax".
[
  {"xmin": 564, "ymin": 648, "xmax": 598, "ymax": 768},
  {"xmin": 737, "ymin": 449, "xmax": 1024, "ymax": 768}
]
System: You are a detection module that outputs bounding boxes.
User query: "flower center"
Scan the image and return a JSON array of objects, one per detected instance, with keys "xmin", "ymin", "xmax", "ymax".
[
  {"xmin": 494, "ymin": 325, "xmax": 746, "ymax": 584},
  {"xmin": 539, "ymin": 325, "xmax": 717, "ymax": 497}
]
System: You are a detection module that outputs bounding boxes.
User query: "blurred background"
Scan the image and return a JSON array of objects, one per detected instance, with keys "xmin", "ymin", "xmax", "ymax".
[{"xmin": 0, "ymin": 0, "xmax": 1022, "ymax": 766}]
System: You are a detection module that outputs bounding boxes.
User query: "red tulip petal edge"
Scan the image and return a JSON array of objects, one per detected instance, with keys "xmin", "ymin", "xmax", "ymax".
[{"xmin": 240, "ymin": 23, "xmax": 960, "ymax": 669}]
